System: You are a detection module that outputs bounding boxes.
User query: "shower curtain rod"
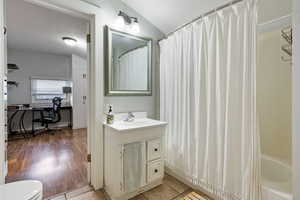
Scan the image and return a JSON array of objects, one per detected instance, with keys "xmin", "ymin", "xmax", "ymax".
[{"xmin": 158, "ymin": 0, "xmax": 243, "ymax": 42}]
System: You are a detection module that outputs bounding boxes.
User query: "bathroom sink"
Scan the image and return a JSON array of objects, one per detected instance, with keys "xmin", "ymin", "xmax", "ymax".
[
  {"xmin": 105, "ymin": 118, "xmax": 167, "ymax": 131},
  {"xmin": 104, "ymin": 112, "xmax": 166, "ymax": 199}
]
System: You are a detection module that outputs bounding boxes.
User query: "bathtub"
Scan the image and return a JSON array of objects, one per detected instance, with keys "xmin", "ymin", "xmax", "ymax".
[{"xmin": 261, "ymin": 155, "xmax": 292, "ymax": 200}]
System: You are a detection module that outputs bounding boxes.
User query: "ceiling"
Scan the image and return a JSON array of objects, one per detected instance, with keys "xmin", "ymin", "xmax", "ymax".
[
  {"xmin": 122, "ymin": 0, "xmax": 292, "ymax": 35},
  {"xmin": 7, "ymin": 0, "xmax": 292, "ymax": 55},
  {"xmin": 7, "ymin": 0, "xmax": 89, "ymax": 57}
]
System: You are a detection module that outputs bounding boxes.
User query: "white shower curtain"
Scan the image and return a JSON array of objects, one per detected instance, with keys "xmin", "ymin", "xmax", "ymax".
[
  {"xmin": 116, "ymin": 46, "xmax": 148, "ymax": 90},
  {"xmin": 159, "ymin": 0, "xmax": 261, "ymax": 200}
]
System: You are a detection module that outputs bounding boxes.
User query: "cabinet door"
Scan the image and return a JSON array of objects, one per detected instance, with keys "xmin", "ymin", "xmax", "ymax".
[{"xmin": 123, "ymin": 142, "xmax": 146, "ymax": 192}]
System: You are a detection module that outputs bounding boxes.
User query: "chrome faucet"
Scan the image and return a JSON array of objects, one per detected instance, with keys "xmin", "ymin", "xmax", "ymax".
[{"xmin": 124, "ymin": 112, "xmax": 135, "ymax": 122}]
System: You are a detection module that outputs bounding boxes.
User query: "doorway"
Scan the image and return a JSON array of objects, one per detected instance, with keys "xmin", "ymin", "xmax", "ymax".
[{"xmin": 4, "ymin": 0, "xmax": 92, "ymax": 198}]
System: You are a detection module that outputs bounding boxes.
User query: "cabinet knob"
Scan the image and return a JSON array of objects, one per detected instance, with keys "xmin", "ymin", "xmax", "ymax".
[
  {"xmin": 154, "ymin": 148, "xmax": 158, "ymax": 152},
  {"xmin": 154, "ymin": 169, "xmax": 158, "ymax": 173}
]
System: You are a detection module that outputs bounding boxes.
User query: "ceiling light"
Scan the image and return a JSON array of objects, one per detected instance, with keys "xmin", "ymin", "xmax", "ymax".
[
  {"xmin": 130, "ymin": 18, "xmax": 140, "ymax": 33},
  {"xmin": 62, "ymin": 37, "xmax": 77, "ymax": 46}
]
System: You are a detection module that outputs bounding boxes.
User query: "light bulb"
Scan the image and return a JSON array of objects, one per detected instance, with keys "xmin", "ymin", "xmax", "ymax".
[
  {"xmin": 130, "ymin": 21, "xmax": 140, "ymax": 33},
  {"xmin": 115, "ymin": 15, "xmax": 125, "ymax": 29}
]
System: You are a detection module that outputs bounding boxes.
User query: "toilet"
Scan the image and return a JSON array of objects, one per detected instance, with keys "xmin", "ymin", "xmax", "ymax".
[{"xmin": 0, "ymin": 180, "xmax": 43, "ymax": 200}]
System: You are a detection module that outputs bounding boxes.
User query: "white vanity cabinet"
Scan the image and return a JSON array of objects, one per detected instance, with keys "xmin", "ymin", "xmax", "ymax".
[{"xmin": 103, "ymin": 117, "xmax": 167, "ymax": 200}]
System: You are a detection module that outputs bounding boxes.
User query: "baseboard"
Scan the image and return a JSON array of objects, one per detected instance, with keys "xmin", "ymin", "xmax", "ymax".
[{"xmin": 165, "ymin": 166, "xmax": 218, "ymax": 200}]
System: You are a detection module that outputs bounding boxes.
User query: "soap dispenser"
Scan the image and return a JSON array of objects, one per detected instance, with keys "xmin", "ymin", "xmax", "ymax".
[{"xmin": 106, "ymin": 105, "xmax": 114, "ymax": 124}]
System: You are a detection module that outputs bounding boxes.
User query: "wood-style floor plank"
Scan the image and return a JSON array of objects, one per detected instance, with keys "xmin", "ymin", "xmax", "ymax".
[{"xmin": 6, "ymin": 128, "xmax": 88, "ymax": 198}]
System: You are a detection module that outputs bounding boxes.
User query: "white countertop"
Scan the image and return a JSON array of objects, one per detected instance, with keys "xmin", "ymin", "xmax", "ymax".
[{"xmin": 104, "ymin": 118, "xmax": 167, "ymax": 131}]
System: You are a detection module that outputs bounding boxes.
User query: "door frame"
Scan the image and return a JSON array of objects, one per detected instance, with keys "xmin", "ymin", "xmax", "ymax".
[
  {"xmin": 0, "ymin": 0, "xmax": 104, "ymax": 190},
  {"xmin": 0, "ymin": 0, "xmax": 6, "ymax": 185},
  {"xmin": 71, "ymin": 54, "xmax": 88, "ymax": 130}
]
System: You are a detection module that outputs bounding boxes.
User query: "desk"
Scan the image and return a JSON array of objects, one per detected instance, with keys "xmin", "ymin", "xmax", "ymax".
[{"xmin": 7, "ymin": 105, "xmax": 72, "ymax": 138}]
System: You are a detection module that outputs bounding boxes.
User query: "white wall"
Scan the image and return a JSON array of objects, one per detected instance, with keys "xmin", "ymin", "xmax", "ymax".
[
  {"xmin": 7, "ymin": 49, "xmax": 71, "ymax": 105},
  {"xmin": 100, "ymin": 0, "xmax": 165, "ymax": 119},
  {"xmin": 7, "ymin": 49, "xmax": 72, "ymax": 128},
  {"xmin": 257, "ymin": 29, "xmax": 292, "ymax": 164},
  {"xmin": 293, "ymin": 0, "xmax": 300, "ymax": 198}
]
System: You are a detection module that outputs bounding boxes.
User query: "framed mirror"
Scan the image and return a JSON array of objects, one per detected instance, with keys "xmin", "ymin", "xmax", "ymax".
[{"xmin": 104, "ymin": 26, "xmax": 152, "ymax": 96}]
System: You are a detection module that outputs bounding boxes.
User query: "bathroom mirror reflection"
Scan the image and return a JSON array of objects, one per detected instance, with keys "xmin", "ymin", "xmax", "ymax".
[{"xmin": 105, "ymin": 26, "xmax": 152, "ymax": 96}]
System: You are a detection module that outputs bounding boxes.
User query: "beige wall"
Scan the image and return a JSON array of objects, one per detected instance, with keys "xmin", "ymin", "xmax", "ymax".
[
  {"xmin": 293, "ymin": 0, "xmax": 300, "ymax": 197},
  {"xmin": 257, "ymin": 29, "xmax": 292, "ymax": 165}
]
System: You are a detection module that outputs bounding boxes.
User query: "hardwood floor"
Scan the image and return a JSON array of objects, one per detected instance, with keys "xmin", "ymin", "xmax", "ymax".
[{"xmin": 6, "ymin": 128, "xmax": 89, "ymax": 198}]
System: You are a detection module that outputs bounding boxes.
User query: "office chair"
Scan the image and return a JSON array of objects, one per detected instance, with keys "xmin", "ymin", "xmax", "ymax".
[{"xmin": 33, "ymin": 97, "xmax": 62, "ymax": 134}]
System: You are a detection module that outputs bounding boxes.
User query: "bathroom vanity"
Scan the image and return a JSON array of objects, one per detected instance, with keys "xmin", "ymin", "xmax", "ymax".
[{"xmin": 103, "ymin": 113, "xmax": 167, "ymax": 200}]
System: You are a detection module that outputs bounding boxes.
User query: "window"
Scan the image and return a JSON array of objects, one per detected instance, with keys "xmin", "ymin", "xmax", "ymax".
[{"xmin": 31, "ymin": 78, "xmax": 72, "ymax": 102}]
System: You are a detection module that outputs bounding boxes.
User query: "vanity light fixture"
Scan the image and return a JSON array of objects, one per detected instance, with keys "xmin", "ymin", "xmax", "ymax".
[
  {"xmin": 115, "ymin": 11, "xmax": 140, "ymax": 33},
  {"xmin": 62, "ymin": 37, "xmax": 77, "ymax": 46}
]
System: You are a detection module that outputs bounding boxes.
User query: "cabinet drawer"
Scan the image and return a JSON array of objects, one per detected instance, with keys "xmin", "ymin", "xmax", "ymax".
[
  {"xmin": 147, "ymin": 160, "xmax": 164, "ymax": 183},
  {"xmin": 147, "ymin": 139, "xmax": 162, "ymax": 161}
]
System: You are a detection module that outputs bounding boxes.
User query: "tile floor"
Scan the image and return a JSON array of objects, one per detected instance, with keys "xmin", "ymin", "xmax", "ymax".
[{"xmin": 47, "ymin": 174, "xmax": 212, "ymax": 200}]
